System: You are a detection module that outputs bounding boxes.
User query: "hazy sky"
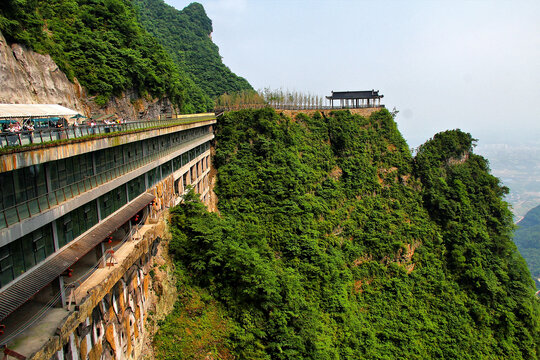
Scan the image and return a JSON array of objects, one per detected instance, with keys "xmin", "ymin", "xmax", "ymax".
[{"xmin": 165, "ymin": 0, "xmax": 540, "ymax": 147}]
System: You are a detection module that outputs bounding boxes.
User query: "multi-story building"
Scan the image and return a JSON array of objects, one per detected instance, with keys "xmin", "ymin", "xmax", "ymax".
[{"xmin": 0, "ymin": 110, "xmax": 216, "ymax": 359}]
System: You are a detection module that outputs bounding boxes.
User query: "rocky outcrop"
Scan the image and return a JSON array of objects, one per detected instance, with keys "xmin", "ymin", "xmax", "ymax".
[
  {"xmin": 0, "ymin": 31, "xmax": 174, "ymax": 120},
  {"xmin": 0, "ymin": 31, "xmax": 86, "ymax": 112}
]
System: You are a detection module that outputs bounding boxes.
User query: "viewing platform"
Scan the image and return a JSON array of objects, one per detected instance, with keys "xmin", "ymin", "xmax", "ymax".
[
  {"xmin": 214, "ymin": 89, "xmax": 385, "ymax": 113},
  {"xmin": 0, "ymin": 109, "xmax": 215, "ymax": 150}
]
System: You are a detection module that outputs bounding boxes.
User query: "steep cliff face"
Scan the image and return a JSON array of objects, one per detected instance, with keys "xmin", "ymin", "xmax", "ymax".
[
  {"xmin": 0, "ymin": 31, "xmax": 85, "ymax": 110},
  {"xmin": 0, "ymin": 30, "xmax": 173, "ymax": 120},
  {"xmin": 157, "ymin": 109, "xmax": 540, "ymax": 359}
]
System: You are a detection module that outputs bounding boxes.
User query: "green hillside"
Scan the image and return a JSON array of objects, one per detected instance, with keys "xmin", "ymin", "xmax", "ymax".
[
  {"xmin": 155, "ymin": 108, "xmax": 540, "ymax": 359},
  {"xmin": 514, "ymin": 205, "xmax": 540, "ymax": 287},
  {"xmin": 132, "ymin": 0, "xmax": 253, "ymax": 98},
  {"xmin": 0, "ymin": 0, "xmax": 247, "ymax": 112}
]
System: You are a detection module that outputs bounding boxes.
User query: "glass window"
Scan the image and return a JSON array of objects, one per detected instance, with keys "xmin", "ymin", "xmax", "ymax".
[
  {"xmin": 113, "ymin": 186, "xmax": 127, "ymax": 212},
  {"xmin": 57, "ymin": 201, "xmax": 97, "ymax": 247},
  {"xmin": 0, "ymin": 171, "xmax": 16, "ymax": 210},
  {"xmin": 0, "ymin": 224, "xmax": 54, "ymax": 288},
  {"xmin": 161, "ymin": 162, "xmax": 172, "ymax": 178},
  {"xmin": 0, "ymin": 245, "xmax": 14, "ymax": 288},
  {"xmin": 147, "ymin": 167, "xmax": 160, "ymax": 187},
  {"xmin": 181, "ymin": 153, "xmax": 189, "ymax": 166},
  {"xmin": 128, "ymin": 175, "xmax": 145, "ymax": 201},
  {"xmin": 57, "ymin": 213, "xmax": 73, "ymax": 248}
]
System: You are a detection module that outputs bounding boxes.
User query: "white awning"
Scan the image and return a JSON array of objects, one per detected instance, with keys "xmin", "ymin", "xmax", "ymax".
[{"xmin": 0, "ymin": 104, "xmax": 80, "ymax": 119}]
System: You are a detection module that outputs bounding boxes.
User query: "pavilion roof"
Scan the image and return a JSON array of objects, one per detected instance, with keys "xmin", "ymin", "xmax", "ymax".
[{"xmin": 326, "ymin": 90, "xmax": 383, "ymax": 100}]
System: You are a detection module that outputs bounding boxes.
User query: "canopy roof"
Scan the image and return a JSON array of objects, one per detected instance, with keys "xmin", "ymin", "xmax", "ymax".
[
  {"xmin": 326, "ymin": 90, "xmax": 383, "ymax": 100},
  {"xmin": 0, "ymin": 104, "xmax": 80, "ymax": 119}
]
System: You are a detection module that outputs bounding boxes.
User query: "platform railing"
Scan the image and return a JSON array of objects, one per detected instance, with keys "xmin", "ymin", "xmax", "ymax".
[
  {"xmin": 0, "ymin": 114, "xmax": 215, "ymax": 149},
  {"xmin": 214, "ymin": 104, "xmax": 385, "ymax": 112}
]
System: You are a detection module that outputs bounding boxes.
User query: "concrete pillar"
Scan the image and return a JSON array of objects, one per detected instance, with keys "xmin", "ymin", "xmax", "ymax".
[
  {"xmin": 99, "ymin": 243, "xmax": 106, "ymax": 268},
  {"xmin": 92, "ymin": 152, "xmax": 97, "ymax": 176},
  {"xmin": 58, "ymin": 276, "xmax": 67, "ymax": 308},
  {"xmin": 52, "ymin": 219, "xmax": 60, "ymax": 251},
  {"xmin": 96, "ymin": 198, "xmax": 102, "ymax": 221}
]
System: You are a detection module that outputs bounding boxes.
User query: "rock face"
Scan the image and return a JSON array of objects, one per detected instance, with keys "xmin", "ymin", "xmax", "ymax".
[
  {"xmin": 0, "ymin": 31, "xmax": 86, "ymax": 111},
  {"xmin": 0, "ymin": 31, "xmax": 174, "ymax": 120}
]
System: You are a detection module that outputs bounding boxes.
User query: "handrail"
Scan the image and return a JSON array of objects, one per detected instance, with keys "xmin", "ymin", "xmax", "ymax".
[
  {"xmin": 0, "ymin": 114, "xmax": 215, "ymax": 149},
  {"xmin": 214, "ymin": 104, "xmax": 385, "ymax": 112},
  {"xmin": 0, "ymin": 132, "xmax": 212, "ymax": 229}
]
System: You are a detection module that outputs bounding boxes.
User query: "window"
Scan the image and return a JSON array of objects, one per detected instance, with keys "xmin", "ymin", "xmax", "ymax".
[
  {"xmin": 0, "ymin": 246, "xmax": 14, "ymax": 288},
  {"xmin": 61, "ymin": 215, "xmax": 74, "ymax": 246},
  {"xmin": 128, "ymin": 175, "xmax": 145, "ymax": 201},
  {"xmin": 0, "ymin": 171, "xmax": 16, "ymax": 211},
  {"xmin": 0, "ymin": 224, "xmax": 54, "ymax": 288}
]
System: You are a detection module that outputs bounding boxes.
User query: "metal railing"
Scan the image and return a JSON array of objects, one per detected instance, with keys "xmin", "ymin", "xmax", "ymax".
[
  {"xmin": 0, "ymin": 133, "xmax": 212, "ymax": 229},
  {"xmin": 214, "ymin": 104, "xmax": 385, "ymax": 112},
  {"xmin": 0, "ymin": 114, "xmax": 215, "ymax": 149}
]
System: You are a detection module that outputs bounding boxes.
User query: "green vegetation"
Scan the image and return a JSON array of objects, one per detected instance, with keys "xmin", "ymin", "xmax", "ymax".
[
  {"xmin": 132, "ymin": 0, "xmax": 252, "ymax": 99},
  {"xmin": 215, "ymin": 89, "xmax": 266, "ymax": 110},
  {"xmin": 513, "ymin": 205, "xmax": 540, "ymax": 288},
  {"xmin": 0, "ymin": 0, "xmax": 218, "ymax": 111},
  {"xmin": 158, "ymin": 108, "xmax": 540, "ymax": 359},
  {"xmin": 154, "ymin": 267, "xmax": 234, "ymax": 359}
]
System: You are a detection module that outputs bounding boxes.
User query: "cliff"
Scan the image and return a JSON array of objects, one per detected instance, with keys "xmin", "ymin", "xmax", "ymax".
[
  {"xmin": 0, "ymin": 31, "xmax": 85, "ymax": 111},
  {"xmin": 0, "ymin": 30, "xmax": 175, "ymax": 119},
  {"xmin": 157, "ymin": 108, "xmax": 540, "ymax": 359},
  {"xmin": 133, "ymin": 0, "xmax": 253, "ymax": 98},
  {"xmin": 513, "ymin": 205, "xmax": 540, "ymax": 288}
]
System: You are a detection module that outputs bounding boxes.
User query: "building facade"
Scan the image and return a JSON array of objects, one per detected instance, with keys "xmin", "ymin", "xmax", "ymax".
[{"xmin": 0, "ymin": 113, "xmax": 216, "ymax": 359}]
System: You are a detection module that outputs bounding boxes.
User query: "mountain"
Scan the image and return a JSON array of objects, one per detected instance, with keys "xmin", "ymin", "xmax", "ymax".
[
  {"xmin": 514, "ymin": 205, "xmax": 540, "ymax": 287},
  {"xmin": 132, "ymin": 0, "xmax": 253, "ymax": 99},
  {"xmin": 0, "ymin": 0, "xmax": 248, "ymax": 114},
  {"xmin": 155, "ymin": 108, "xmax": 540, "ymax": 359}
]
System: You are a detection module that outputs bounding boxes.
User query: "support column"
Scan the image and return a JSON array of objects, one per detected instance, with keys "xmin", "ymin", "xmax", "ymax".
[
  {"xmin": 92, "ymin": 152, "xmax": 97, "ymax": 176},
  {"xmin": 99, "ymin": 243, "xmax": 106, "ymax": 268},
  {"xmin": 52, "ymin": 219, "xmax": 60, "ymax": 251},
  {"xmin": 58, "ymin": 276, "xmax": 66, "ymax": 308},
  {"xmin": 96, "ymin": 198, "xmax": 102, "ymax": 221}
]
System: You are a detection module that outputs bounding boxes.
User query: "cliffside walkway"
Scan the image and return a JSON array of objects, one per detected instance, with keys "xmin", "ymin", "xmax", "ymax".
[{"xmin": 0, "ymin": 113, "xmax": 215, "ymax": 149}]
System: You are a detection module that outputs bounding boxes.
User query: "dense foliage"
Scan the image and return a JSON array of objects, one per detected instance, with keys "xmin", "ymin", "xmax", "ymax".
[
  {"xmin": 0, "ymin": 0, "xmax": 214, "ymax": 111},
  {"xmin": 513, "ymin": 205, "xmax": 540, "ymax": 288},
  {"xmin": 132, "ymin": 0, "xmax": 252, "ymax": 99},
  {"xmin": 157, "ymin": 109, "xmax": 540, "ymax": 359}
]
